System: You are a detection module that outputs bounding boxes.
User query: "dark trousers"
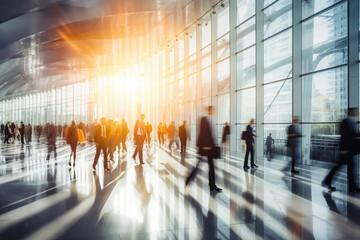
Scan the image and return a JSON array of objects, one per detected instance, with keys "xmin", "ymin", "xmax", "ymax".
[
  {"xmin": 290, "ymin": 147, "xmax": 300, "ymax": 171},
  {"xmin": 244, "ymin": 142, "xmax": 254, "ymax": 167},
  {"xmin": 21, "ymin": 134, "xmax": 25, "ymax": 144},
  {"xmin": 324, "ymin": 153, "xmax": 357, "ymax": 191},
  {"xmin": 133, "ymin": 135, "xmax": 144, "ymax": 163},
  {"xmin": 266, "ymin": 144, "xmax": 272, "ymax": 155},
  {"xmin": 93, "ymin": 143, "xmax": 108, "ymax": 168},
  {"xmin": 46, "ymin": 143, "xmax": 57, "ymax": 160},
  {"xmin": 180, "ymin": 139, "xmax": 187, "ymax": 154},
  {"xmin": 4, "ymin": 134, "xmax": 9, "ymax": 143},
  {"xmin": 208, "ymin": 156, "xmax": 216, "ymax": 188}
]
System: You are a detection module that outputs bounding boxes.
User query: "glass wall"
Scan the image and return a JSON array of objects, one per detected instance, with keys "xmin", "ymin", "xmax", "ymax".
[{"xmin": 0, "ymin": 0, "xmax": 358, "ymax": 169}]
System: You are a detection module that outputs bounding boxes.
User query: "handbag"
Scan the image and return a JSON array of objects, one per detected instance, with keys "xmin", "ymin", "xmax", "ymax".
[
  {"xmin": 241, "ymin": 131, "xmax": 247, "ymax": 140},
  {"xmin": 199, "ymin": 146, "xmax": 221, "ymax": 159}
]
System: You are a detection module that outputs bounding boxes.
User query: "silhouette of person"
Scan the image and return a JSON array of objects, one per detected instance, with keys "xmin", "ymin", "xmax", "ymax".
[
  {"xmin": 322, "ymin": 107, "xmax": 360, "ymax": 192},
  {"xmin": 92, "ymin": 117, "xmax": 110, "ymax": 171},
  {"xmin": 46, "ymin": 123, "xmax": 57, "ymax": 162},
  {"xmin": 243, "ymin": 119, "xmax": 257, "ymax": 169},
  {"xmin": 179, "ymin": 121, "xmax": 188, "ymax": 155},
  {"xmin": 157, "ymin": 122, "xmax": 164, "ymax": 145},
  {"xmin": 287, "ymin": 116, "xmax": 302, "ymax": 174},
  {"xmin": 132, "ymin": 114, "xmax": 146, "ymax": 164},
  {"xmin": 66, "ymin": 121, "xmax": 79, "ymax": 167},
  {"xmin": 196, "ymin": 106, "xmax": 222, "ymax": 192},
  {"xmin": 266, "ymin": 133, "xmax": 274, "ymax": 157}
]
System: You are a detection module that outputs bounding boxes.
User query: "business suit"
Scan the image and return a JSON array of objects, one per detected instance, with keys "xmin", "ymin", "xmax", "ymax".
[
  {"xmin": 4, "ymin": 124, "xmax": 10, "ymax": 144},
  {"xmin": 287, "ymin": 124, "xmax": 301, "ymax": 172},
  {"xmin": 20, "ymin": 123, "xmax": 25, "ymax": 144},
  {"xmin": 92, "ymin": 124, "xmax": 108, "ymax": 170},
  {"xmin": 197, "ymin": 116, "xmax": 217, "ymax": 188},
  {"xmin": 324, "ymin": 117, "xmax": 360, "ymax": 191},
  {"xmin": 243, "ymin": 124, "xmax": 255, "ymax": 168},
  {"xmin": 179, "ymin": 124, "xmax": 187, "ymax": 154},
  {"xmin": 133, "ymin": 120, "xmax": 146, "ymax": 164}
]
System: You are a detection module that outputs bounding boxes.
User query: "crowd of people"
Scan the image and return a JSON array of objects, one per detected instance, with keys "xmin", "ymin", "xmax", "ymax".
[{"xmin": 0, "ymin": 106, "xmax": 359, "ymax": 193}]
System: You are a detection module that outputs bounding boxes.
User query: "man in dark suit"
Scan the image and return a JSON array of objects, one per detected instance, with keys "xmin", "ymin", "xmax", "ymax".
[
  {"xmin": 4, "ymin": 122, "xmax": 11, "ymax": 144},
  {"xmin": 323, "ymin": 108, "xmax": 360, "ymax": 192},
  {"xmin": 179, "ymin": 121, "xmax": 188, "ymax": 155},
  {"xmin": 266, "ymin": 133, "xmax": 274, "ymax": 157},
  {"xmin": 132, "ymin": 114, "xmax": 146, "ymax": 164},
  {"xmin": 92, "ymin": 117, "xmax": 110, "ymax": 171},
  {"xmin": 46, "ymin": 123, "xmax": 57, "ymax": 161},
  {"xmin": 20, "ymin": 121, "xmax": 25, "ymax": 144},
  {"xmin": 287, "ymin": 116, "xmax": 302, "ymax": 174},
  {"xmin": 197, "ymin": 106, "xmax": 222, "ymax": 192},
  {"xmin": 243, "ymin": 118, "xmax": 257, "ymax": 169}
]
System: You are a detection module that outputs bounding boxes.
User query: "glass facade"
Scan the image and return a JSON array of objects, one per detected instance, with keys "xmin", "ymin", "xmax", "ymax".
[{"xmin": 0, "ymin": 0, "xmax": 358, "ymax": 168}]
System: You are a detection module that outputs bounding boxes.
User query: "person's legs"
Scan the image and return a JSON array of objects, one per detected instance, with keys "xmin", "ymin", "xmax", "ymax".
[
  {"xmin": 168, "ymin": 139, "xmax": 173, "ymax": 151},
  {"xmin": 93, "ymin": 144, "xmax": 101, "ymax": 168},
  {"xmin": 46, "ymin": 144, "xmax": 51, "ymax": 160},
  {"xmin": 102, "ymin": 144, "xmax": 108, "ymax": 169},
  {"xmin": 244, "ymin": 143, "xmax": 250, "ymax": 167},
  {"xmin": 347, "ymin": 154, "xmax": 357, "ymax": 191},
  {"xmin": 138, "ymin": 138, "xmax": 144, "ymax": 163},
  {"xmin": 208, "ymin": 156, "xmax": 215, "ymax": 188},
  {"xmin": 249, "ymin": 144, "xmax": 255, "ymax": 166},
  {"xmin": 132, "ymin": 137, "xmax": 139, "ymax": 159},
  {"xmin": 53, "ymin": 144, "xmax": 57, "ymax": 159}
]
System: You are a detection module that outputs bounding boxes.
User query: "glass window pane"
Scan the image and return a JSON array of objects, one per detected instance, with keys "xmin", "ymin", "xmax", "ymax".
[
  {"xmin": 302, "ymin": 0, "xmax": 342, "ymax": 19},
  {"xmin": 264, "ymin": 30, "xmax": 292, "ymax": 83},
  {"xmin": 189, "ymin": 55, "xmax": 196, "ymax": 75},
  {"xmin": 237, "ymin": 88, "xmax": 255, "ymax": 123},
  {"xmin": 189, "ymin": 32, "xmax": 197, "ymax": 55},
  {"xmin": 302, "ymin": 66, "xmax": 347, "ymax": 122},
  {"xmin": 264, "ymin": 124, "xmax": 289, "ymax": 157},
  {"xmin": 217, "ymin": 59, "xmax": 230, "ymax": 94},
  {"xmin": 237, "ymin": 46, "xmax": 256, "ymax": 89},
  {"xmin": 236, "ymin": 17, "xmax": 255, "ymax": 51},
  {"xmin": 178, "ymin": 38, "xmax": 184, "ymax": 62},
  {"xmin": 302, "ymin": 2, "xmax": 347, "ymax": 74},
  {"xmin": 202, "ymin": 68, "xmax": 211, "ymax": 98},
  {"xmin": 264, "ymin": 0, "xmax": 292, "ymax": 39},
  {"xmin": 217, "ymin": 5, "xmax": 229, "ymax": 38},
  {"xmin": 202, "ymin": 46, "xmax": 211, "ymax": 68},
  {"xmin": 202, "ymin": 19, "xmax": 211, "ymax": 47},
  {"xmin": 237, "ymin": 0, "xmax": 255, "ymax": 25},
  {"xmin": 218, "ymin": 94, "xmax": 230, "ymax": 124},
  {"xmin": 218, "ymin": 33, "xmax": 230, "ymax": 61},
  {"xmin": 302, "ymin": 123, "xmax": 341, "ymax": 163},
  {"xmin": 264, "ymin": 80, "xmax": 292, "ymax": 123}
]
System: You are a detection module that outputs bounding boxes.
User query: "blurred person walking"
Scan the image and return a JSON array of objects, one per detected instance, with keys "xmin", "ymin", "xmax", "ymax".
[
  {"xmin": 266, "ymin": 133, "xmax": 274, "ymax": 157},
  {"xmin": 322, "ymin": 108, "xmax": 360, "ymax": 192},
  {"xmin": 186, "ymin": 106, "xmax": 222, "ymax": 192},
  {"xmin": 120, "ymin": 119, "xmax": 129, "ymax": 153},
  {"xmin": 221, "ymin": 122, "xmax": 230, "ymax": 158},
  {"xmin": 132, "ymin": 114, "xmax": 146, "ymax": 164},
  {"xmin": 46, "ymin": 123, "xmax": 57, "ymax": 162},
  {"xmin": 66, "ymin": 121, "xmax": 79, "ymax": 167},
  {"xmin": 20, "ymin": 121, "xmax": 25, "ymax": 144},
  {"xmin": 157, "ymin": 122, "xmax": 164, "ymax": 145},
  {"xmin": 92, "ymin": 117, "xmax": 110, "ymax": 171},
  {"xmin": 4, "ymin": 122, "xmax": 11, "ymax": 144},
  {"xmin": 179, "ymin": 121, "xmax": 189, "ymax": 155},
  {"xmin": 286, "ymin": 116, "xmax": 302, "ymax": 174}
]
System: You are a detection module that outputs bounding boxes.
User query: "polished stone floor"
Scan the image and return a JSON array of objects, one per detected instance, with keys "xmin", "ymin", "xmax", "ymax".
[{"xmin": 0, "ymin": 138, "xmax": 359, "ymax": 240}]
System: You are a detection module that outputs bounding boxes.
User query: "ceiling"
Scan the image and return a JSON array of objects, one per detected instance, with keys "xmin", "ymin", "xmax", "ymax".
[{"xmin": 0, "ymin": 0, "xmax": 219, "ymax": 100}]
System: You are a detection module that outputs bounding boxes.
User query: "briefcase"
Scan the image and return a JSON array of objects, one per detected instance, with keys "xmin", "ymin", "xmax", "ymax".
[
  {"xmin": 198, "ymin": 146, "xmax": 221, "ymax": 159},
  {"xmin": 241, "ymin": 131, "xmax": 247, "ymax": 140}
]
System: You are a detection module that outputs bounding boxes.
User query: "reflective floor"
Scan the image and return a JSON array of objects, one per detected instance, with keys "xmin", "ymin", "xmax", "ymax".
[{"xmin": 0, "ymin": 138, "xmax": 359, "ymax": 240}]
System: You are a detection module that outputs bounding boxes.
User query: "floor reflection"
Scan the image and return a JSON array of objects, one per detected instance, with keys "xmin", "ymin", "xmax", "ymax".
[{"xmin": 0, "ymin": 141, "xmax": 358, "ymax": 239}]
